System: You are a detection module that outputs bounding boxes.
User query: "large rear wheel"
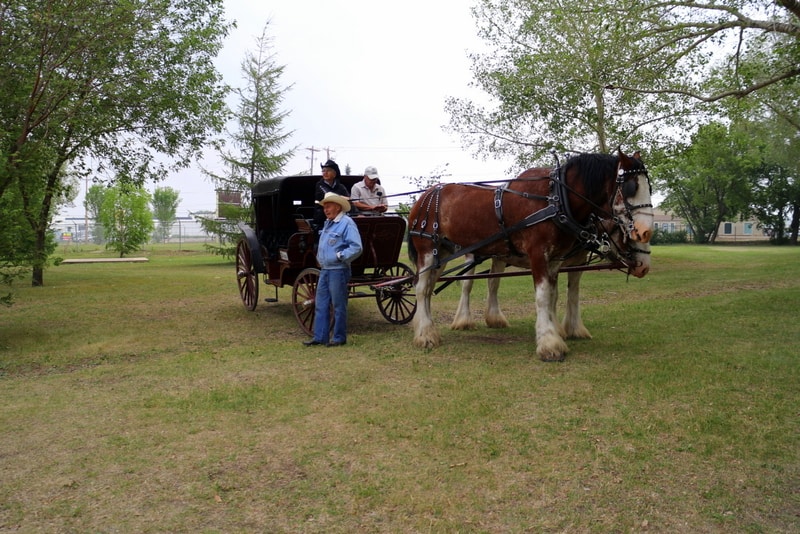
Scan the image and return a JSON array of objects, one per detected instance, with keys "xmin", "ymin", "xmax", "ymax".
[
  {"xmin": 236, "ymin": 239, "xmax": 259, "ymax": 311},
  {"xmin": 375, "ymin": 262, "xmax": 416, "ymax": 324}
]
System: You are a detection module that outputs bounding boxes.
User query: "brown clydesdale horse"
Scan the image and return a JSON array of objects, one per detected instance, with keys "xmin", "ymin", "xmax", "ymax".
[{"xmin": 407, "ymin": 150, "xmax": 654, "ymax": 361}]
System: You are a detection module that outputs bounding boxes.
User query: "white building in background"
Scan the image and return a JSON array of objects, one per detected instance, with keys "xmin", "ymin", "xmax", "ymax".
[{"xmin": 653, "ymin": 208, "xmax": 770, "ymax": 242}]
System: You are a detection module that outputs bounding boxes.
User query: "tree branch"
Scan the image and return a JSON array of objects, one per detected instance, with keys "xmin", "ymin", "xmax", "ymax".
[{"xmin": 606, "ymin": 66, "xmax": 800, "ymax": 102}]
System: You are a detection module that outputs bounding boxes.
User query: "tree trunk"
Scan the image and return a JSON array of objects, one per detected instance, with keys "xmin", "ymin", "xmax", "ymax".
[{"xmin": 30, "ymin": 223, "xmax": 49, "ymax": 286}]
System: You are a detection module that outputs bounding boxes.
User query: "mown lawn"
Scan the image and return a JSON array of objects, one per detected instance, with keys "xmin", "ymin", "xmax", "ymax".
[{"xmin": 1, "ymin": 243, "xmax": 798, "ymax": 532}]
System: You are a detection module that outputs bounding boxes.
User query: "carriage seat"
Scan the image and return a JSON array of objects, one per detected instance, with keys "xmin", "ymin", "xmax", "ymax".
[
  {"xmin": 259, "ymin": 229, "xmax": 294, "ymax": 259},
  {"xmin": 294, "ymin": 217, "xmax": 313, "ymax": 233}
]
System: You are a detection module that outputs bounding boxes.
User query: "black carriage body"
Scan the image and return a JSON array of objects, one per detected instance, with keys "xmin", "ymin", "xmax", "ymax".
[{"xmin": 246, "ymin": 174, "xmax": 407, "ymax": 287}]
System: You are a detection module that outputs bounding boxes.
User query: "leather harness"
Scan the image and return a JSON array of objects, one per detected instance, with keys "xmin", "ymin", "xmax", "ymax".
[{"xmin": 408, "ymin": 162, "xmax": 611, "ymax": 272}]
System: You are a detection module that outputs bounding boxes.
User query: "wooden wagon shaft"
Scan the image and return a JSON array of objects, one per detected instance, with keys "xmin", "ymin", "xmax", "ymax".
[{"xmin": 369, "ymin": 260, "xmax": 627, "ymax": 290}]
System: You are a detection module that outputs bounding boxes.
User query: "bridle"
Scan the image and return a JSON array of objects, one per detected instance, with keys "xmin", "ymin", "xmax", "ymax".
[{"xmin": 611, "ymin": 162, "xmax": 654, "ymax": 246}]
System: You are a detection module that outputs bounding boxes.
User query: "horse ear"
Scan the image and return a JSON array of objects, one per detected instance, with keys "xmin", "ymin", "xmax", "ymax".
[{"xmin": 633, "ymin": 151, "xmax": 641, "ymax": 160}]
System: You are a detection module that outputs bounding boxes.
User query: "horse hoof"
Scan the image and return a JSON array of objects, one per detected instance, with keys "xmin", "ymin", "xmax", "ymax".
[
  {"xmin": 413, "ymin": 337, "xmax": 441, "ymax": 349},
  {"xmin": 540, "ymin": 353, "xmax": 566, "ymax": 362}
]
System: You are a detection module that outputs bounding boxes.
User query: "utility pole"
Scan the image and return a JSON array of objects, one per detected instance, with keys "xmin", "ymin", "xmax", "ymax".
[{"xmin": 305, "ymin": 146, "xmax": 323, "ymax": 175}]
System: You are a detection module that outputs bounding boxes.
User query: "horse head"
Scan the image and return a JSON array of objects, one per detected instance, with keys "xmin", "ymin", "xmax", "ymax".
[
  {"xmin": 612, "ymin": 149, "xmax": 654, "ymax": 245},
  {"xmin": 596, "ymin": 217, "xmax": 651, "ymax": 279}
]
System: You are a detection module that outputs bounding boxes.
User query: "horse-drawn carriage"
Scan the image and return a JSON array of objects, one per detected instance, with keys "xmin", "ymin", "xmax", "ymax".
[
  {"xmin": 235, "ymin": 174, "xmax": 416, "ymax": 335},
  {"xmin": 236, "ymin": 150, "xmax": 654, "ymax": 362}
]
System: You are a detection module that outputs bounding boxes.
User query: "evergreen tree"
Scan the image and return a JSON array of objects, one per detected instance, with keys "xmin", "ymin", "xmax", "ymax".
[{"xmin": 199, "ymin": 22, "xmax": 294, "ymax": 258}]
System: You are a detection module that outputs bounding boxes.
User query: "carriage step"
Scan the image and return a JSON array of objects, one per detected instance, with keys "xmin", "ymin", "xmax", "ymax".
[{"xmin": 264, "ymin": 298, "xmax": 278, "ymax": 303}]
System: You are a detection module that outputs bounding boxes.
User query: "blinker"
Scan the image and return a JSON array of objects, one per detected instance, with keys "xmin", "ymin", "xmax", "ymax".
[{"xmin": 622, "ymin": 178, "xmax": 638, "ymax": 198}]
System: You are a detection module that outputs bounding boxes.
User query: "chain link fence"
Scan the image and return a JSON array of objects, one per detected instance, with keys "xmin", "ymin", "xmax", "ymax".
[{"xmin": 53, "ymin": 217, "xmax": 216, "ymax": 245}]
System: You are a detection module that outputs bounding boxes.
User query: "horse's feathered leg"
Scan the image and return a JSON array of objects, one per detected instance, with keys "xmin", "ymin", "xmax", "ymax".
[
  {"xmin": 451, "ymin": 255, "xmax": 477, "ymax": 331},
  {"xmin": 533, "ymin": 265, "xmax": 569, "ymax": 362},
  {"xmin": 563, "ymin": 270, "xmax": 592, "ymax": 339},
  {"xmin": 412, "ymin": 250, "xmax": 443, "ymax": 348},
  {"xmin": 485, "ymin": 259, "xmax": 510, "ymax": 328}
]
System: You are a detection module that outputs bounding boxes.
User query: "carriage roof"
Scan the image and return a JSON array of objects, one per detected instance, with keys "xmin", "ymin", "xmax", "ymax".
[
  {"xmin": 251, "ymin": 174, "xmax": 362, "ymax": 200},
  {"xmin": 251, "ymin": 174, "xmax": 363, "ymax": 233}
]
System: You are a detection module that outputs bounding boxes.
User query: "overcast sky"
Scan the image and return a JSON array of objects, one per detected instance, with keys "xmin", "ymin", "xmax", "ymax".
[{"xmin": 61, "ymin": 0, "xmax": 512, "ymax": 219}]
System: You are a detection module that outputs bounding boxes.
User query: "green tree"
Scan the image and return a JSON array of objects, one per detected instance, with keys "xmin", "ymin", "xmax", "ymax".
[
  {"xmin": 98, "ymin": 185, "xmax": 154, "ymax": 257},
  {"xmin": 729, "ymin": 34, "xmax": 800, "ymax": 244},
  {"xmin": 744, "ymin": 116, "xmax": 800, "ymax": 244},
  {"xmin": 152, "ymin": 187, "xmax": 181, "ymax": 243},
  {"xmin": 449, "ymin": 1, "xmax": 800, "ymax": 169},
  {"xmin": 84, "ymin": 184, "xmax": 107, "ymax": 244},
  {"xmin": 0, "ymin": 192, "xmax": 30, "ymax": 305},
  {"xmin": 446, "ymin": 0, "xmax": 689, "ymax": 168},
  {"xmin": 657, "ymin": 122, "xmax": 759, "ymax": 243},
  {"xmin": 0, "ymin": 0, "xmax": 231, "ymax": 286},
  {"xmin": 200, "ymin": 22, "xmax": 294, "ymax": 257},
  {"xmin": 615, "ymin": 1, "xmax": 800, "ymax": 106}
]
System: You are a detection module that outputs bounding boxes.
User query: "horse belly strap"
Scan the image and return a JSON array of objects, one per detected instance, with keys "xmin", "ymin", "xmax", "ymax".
[{"xmin": 494, "ymin": 187, "xmax": 522, "ymax": 257}]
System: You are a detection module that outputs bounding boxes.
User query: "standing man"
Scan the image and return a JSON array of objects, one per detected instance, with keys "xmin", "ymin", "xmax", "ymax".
[
  {"xmin": 350, "ymin": 165, "xmax": 388, "ymax": 214},
  {"xmin": 313, "ymin": 159, "xmax": 351, "ymax": 231},
  {"xmin": 303, "ymin": 192, "xmax": 363, "ymax": 347}
]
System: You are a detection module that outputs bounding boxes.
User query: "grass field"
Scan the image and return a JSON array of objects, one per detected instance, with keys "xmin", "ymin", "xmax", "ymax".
[{"xmin": 1, "ymin": 243, "xmax": 798, "ymax": 532}]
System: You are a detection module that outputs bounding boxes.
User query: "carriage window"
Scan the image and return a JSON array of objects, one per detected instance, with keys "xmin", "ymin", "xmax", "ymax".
[
  {"xmin": 723, "ymin": 222, "xmax": 733, "ymax": 235},
  {"xmin": 743, "ymin": 222, "xmax": 753, "ymax": 235}
]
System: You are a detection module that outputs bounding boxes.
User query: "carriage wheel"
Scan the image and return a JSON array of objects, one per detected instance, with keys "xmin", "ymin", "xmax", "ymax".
[
  {"xmin": 375, "ymin": 262, "xmax": 417, "ymax": 324},
  {"xmin": 292, "ymin": 268, "xmax": 320, "ymax": 336},
  {"xmin": 236, "ymin": 239, "xmax": 259, "ymax": 311}
]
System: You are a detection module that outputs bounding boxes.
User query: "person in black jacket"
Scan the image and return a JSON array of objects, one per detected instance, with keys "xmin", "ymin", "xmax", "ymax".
[{"xmin": 313, "ymin": 160, "xmax": 350, "ymax": 231}]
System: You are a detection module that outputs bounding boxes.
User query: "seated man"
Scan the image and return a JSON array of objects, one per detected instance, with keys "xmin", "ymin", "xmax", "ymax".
[
  {"xmin": 312, "ymin": 159, "xmax": 352, "ymax": 233},
  {"xmin": 350, "ymin": 166, "xmax": 388, "ymax": 215}
]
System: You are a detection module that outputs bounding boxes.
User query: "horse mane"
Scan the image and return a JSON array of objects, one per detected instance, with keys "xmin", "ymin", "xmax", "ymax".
[{"xmin": 563, "ymin": 153, "xmax": 617, "ymax": 198}]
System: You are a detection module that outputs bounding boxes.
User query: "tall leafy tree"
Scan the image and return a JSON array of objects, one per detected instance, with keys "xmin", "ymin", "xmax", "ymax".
[
  {"xmin": 84, "ymin": 184, "xmax": 107, "ymax": 244},
  {"xmin": 0, "ymin": 0, "xmax": 232, "ymax": 285},
  {"xmin": 448, "ymin": 0, "xmax": 800, "ymax": 172},
  {"xmin": 744, "ymin": 115, "xmax": 800, "ymax": 243},
  {"xmin": 730, "ymin": 33, "xmax": 800, "ymax": 243},
  {"xmin": 657, "ymin": 122, "xmax": 759, "ymax": 243},
  {"xmin": 200, "ymin": 22, "xmax": 294, "ymax": 257},
  {"xmin": 98, "ymin": 185, "xmax": 154, "ymax": 257},
  {"xmin": 615, "ymin": 1, "xmax": 800, "ymax": 106},
  {"xmin": 152, "ymin": 187, "xmax": 181, "ymax": 243},
  {"xmin": 446, "ymin": 0, "xmax": 688, "ymax": 169}
]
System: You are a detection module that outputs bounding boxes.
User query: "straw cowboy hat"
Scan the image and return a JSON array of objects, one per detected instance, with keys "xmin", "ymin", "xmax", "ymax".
[{"xmin": 317, "ymin": 191, "xmax": 351, "ymax": 212}]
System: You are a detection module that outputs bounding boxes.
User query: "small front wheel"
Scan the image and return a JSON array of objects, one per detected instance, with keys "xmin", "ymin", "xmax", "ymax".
[
  {"xmin": 292, "ymin": 268, "xmax": 320, "ymax": 336},
  {"xmin": 375, "ymin": 262, "xmax": 416, "ymax": 324}
]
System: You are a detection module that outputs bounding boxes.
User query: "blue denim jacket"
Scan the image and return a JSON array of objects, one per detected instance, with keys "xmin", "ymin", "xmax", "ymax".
[{"xmin": 317, "ymin": 214, "xmax": 363, "ymax": 270}]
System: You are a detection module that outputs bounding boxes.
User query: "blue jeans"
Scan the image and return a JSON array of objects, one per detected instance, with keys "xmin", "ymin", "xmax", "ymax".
[{"xmin": 313, "ymin": 268, "xmax": 351, "ymax": 344}]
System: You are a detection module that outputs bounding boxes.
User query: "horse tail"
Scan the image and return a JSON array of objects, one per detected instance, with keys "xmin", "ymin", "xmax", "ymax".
[
  {"xmin": 407, "ymin": 196, "xmax": 421, "ymax": 264},
  {"xmin": 407, "ymin": 225, "xmax": 418, "ymax": 264}
]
